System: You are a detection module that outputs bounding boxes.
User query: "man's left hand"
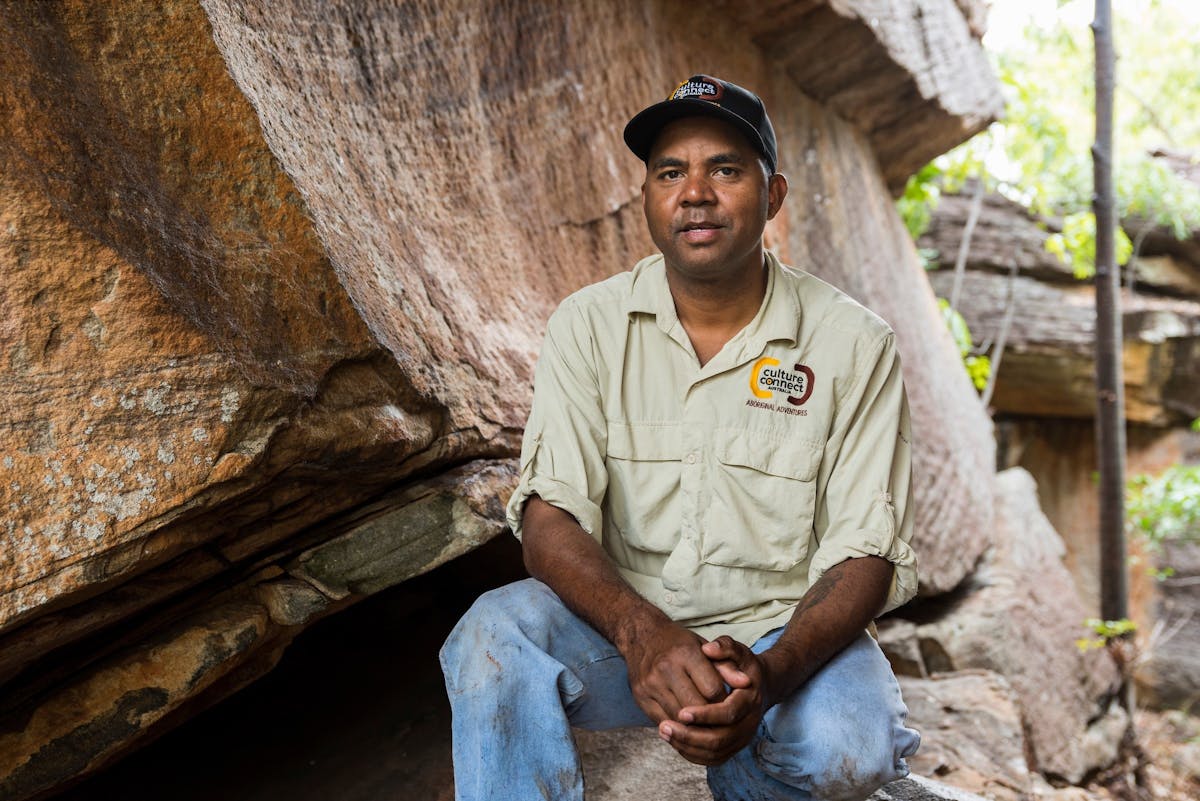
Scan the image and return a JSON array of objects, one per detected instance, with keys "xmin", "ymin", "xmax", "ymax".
[{"xmin": 657, "ymin": 636, "xmax": 777, "ymax": 766}]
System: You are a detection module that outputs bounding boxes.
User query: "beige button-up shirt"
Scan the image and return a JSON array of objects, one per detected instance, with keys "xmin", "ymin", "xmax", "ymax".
[{"xmin": 506, "ymin": 251, "xmax": 917, "ymax": 645}]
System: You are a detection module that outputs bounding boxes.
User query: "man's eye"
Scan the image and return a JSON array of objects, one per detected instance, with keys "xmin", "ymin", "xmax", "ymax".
[
  {"xmin": 715, "ymin": 166, "xmax": 738, "ymax": 177},
  {"xmin": 660, "ymin": 170, "xmax": 683, "ymax": 180}
]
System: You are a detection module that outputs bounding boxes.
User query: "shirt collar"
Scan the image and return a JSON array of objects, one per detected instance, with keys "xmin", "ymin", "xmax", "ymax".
[{"xmin": 623, "ymin": 251, "xmax": 801, "ymax": 348}]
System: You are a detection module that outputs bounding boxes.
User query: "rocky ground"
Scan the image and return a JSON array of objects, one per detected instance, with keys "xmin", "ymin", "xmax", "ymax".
[
  {"xmin": 1129, "ymin": 709, "xmax": 1200, "ymax": 801},
  {"xmin": 49, "ymin": 535, "xmax": 1200, "ymax": 801}
]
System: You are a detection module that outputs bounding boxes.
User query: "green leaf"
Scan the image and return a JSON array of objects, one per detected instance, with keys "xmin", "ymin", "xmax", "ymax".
[
  {"xmin": 1127, "ymin": 464, "xmax": 1200, "ymax": 546},
  {"xmin": 935, "ymin": 299, "xmax": 990, "ymax": 392}
]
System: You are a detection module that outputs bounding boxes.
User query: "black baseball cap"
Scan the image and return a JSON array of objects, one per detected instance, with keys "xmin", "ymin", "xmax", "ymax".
[{"xmin": 623, "ymin": 75, "xmax": 778, "ymax": 173}]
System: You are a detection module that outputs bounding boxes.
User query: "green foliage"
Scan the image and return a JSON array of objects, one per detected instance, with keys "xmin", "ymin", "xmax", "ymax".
[
  {"xmin": 916, "ymin": 248, "xmax": 941, "ymax": 271},
  {"xmin": 1076, "ymin": 617, "xmax": 1137, "ymax": 652},
  {"xmin": 1150, "ymin": 566, "xmax": 1176, "ymax": 582},
  {"xmin": 1044, "ymin": 211, "xmax": 1134, "ymax": 279},
  {"xmin": 1127, "ymin": 464, "xmax": 1200, "ymax": 547},
  {"xmin": 898, "ymin": 163, "xmax": 943, "ymax": 239},
  {"xmin": 1120, "ymin": 157, "xmax": 1200, "ymax": 239},
  {"xmin": 937, "ymin": 299, "xmax": 990, "ymax": 390},
  {"xmin": 899, "ymin": 1, "xmax": 1200, "ymax": 269}
]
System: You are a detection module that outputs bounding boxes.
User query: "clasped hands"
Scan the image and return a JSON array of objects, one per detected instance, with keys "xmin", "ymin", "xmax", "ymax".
[{"xmin": 622, "ymin": 623, "xmax": 780, "ymax": 766}]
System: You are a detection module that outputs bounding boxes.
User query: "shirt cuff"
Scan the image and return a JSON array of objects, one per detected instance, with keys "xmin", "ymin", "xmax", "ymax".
[
  {"xmin": 505, "ymin": 474, "xmax": 603, "ymax": 543},
  {"xmin": 807, "ymin": 531, "xmax": 918, "ymax": 615}
]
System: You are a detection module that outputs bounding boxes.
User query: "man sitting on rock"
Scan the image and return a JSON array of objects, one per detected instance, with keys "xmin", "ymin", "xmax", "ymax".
[{"xmin": 441, "ymin": 74, "xmax": 920, "ymax": 801}]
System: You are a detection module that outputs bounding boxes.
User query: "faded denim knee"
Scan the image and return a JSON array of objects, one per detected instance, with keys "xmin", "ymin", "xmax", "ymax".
[
  {"xmin": 755, "ymin": 725, "xmax": 914, "ymax": 801},
  {"xmin": 440, "ymin": 580, "xmax": 553, "ymax": 692}
]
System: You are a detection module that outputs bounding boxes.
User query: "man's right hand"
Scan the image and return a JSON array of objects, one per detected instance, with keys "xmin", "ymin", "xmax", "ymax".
[{"xmin": 617, "ymin": 617, "xmax": 730, "ymax": 724}]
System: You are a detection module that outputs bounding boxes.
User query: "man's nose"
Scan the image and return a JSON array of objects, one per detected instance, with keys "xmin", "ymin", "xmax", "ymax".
[{"xmin": 680, "ymin": 173, "xmax": 716, "ymax": 205}]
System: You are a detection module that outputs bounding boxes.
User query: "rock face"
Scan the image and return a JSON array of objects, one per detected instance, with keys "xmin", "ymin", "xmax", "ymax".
[
  {"xmin": 996, "ymin": 418, "xmax": 1200, "ymax": 617},
  {"xmin": 0, "ymin": 461, "xmax": 514, "ymax": 800},
  {"xmin": 733, "ymin": 0, "xmax": 1003, "ymax": 195},
  {"xmin": 0, "ymin": 0, "xmax": 1003, "ymax": 797},
  {"xmin": 897, "ymin": 671, "xmax": 1032, "ymax": 801},
  {"xmin": 1138, "ymin": 539, "xmax": 1200, "ymax": 710},
  {"xmin": 923, "ymin": 185, "xmax": 1200, "ymax": 718},
  {"xmin": 889, "ymin": 469, "xmax": 1121, "ymax": 784},
  {"xmin": 923, "ymin": 191, "xmax": 1200, "ymax": 425},
  {"xmin": 203, "ymin": 0, "xmax": 1002, "ymax": 598},
  {"xmin": 927, "ymin": 270, "xmax": 1200, "ymax": 425}
]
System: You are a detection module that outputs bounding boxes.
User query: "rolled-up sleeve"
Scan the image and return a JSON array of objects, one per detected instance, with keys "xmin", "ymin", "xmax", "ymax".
[
  {"xmin": 808, "ymin": 332, "xmax": 918, "ymax": 613},
  {"xmin": 505, "ymin": 303, "xmax": 609, "ymax": 542}
]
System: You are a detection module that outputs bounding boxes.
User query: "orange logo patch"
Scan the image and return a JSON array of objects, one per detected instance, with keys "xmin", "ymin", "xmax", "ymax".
[{"xmin": 750, "ymin": 357, "xmax": 814, "ymax": 406}]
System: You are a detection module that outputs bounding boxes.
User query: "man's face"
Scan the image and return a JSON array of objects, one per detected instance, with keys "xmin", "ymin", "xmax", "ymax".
[{"xmin": 641, "ymin": 116, "xmax": 786, "ymax": 284}]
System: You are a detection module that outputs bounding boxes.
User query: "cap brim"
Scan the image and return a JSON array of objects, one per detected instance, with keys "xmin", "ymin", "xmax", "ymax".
[{"xmin": 623, "ymin": 99, "xmax": 771, "ymax": 169}]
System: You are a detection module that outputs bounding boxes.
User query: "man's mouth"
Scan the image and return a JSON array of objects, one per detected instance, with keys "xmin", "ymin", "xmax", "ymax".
[{"xmin": 678, "ymin": 220, "xmax": 723, "ymax": 243}]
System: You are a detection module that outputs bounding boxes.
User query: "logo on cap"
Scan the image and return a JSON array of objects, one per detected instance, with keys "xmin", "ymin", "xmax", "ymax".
[{"xmin": 669, "ymin": 77, "xmax": 724, "ymax": 103}]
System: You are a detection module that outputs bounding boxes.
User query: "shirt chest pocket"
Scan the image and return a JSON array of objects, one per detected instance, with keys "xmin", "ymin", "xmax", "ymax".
[
  {"xmin": 603, "ymin": 422, "xmax": 681, "ymax": 555},
  {"xmin": 704, "ymin": 428, "xmax": 823, "ymax": 571}
]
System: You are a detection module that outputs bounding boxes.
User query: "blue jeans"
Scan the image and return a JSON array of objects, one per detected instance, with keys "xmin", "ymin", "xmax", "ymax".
[{"xmin": 440, "ymin": 579, "xmax": 919, "ymax": 801}]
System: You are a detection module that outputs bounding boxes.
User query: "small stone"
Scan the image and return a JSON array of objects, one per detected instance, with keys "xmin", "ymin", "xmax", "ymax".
[
  {"xmin": 254, "ymin": 578, "xmax": 330, "ymax": 627},
  {"xmin": 1171, "ymin": 741, "xmax": 1200, "ymax": 780}
]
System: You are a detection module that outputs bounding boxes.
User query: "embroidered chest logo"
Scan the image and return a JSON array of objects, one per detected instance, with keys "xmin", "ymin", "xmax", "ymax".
[{"xmin": 747, "ymin": 357, "xmax": 814, "ymax": 416}]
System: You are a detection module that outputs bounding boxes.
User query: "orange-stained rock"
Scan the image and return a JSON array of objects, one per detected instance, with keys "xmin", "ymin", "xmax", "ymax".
[{"xmin": 0, "ymin": 0, "xmax": 386, "ymax": 636}]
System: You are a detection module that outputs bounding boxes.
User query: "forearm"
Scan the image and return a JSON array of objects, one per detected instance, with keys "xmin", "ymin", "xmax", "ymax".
[
  {"xmin": 521, "ymin": 495, "xmax": 674, "ymax": 652},
  {"xmin": 758, "ymin": 555, "xmax": 893, "ymax": 707}
]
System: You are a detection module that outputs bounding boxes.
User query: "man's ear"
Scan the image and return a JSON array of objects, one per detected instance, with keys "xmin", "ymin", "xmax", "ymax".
[{"xmin": 766, "ymin": 172, "xmax": 788, "ymax": 220}]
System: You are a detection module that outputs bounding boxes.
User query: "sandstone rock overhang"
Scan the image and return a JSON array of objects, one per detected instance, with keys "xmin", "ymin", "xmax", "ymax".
[{"xmin": 734, "ymin": 0, "xmax": 1003, "ymax": 196}]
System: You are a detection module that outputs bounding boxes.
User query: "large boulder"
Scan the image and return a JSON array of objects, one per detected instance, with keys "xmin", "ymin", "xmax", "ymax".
[
  {"xmin": 898, "ymin": 670, "xmax": 1032, "ymax": 801},
  {"xmin": 995, "ymin": 418, "xmax": 1200, "ymax": 618},
  {"xmin": 904, "ymin": 469, "xmax": 1121, "ymax": 783},
  {"xmin": 204, "ymin": 0, "xmax": 1003, "ymax": 598},
  {"xmin": 1137, "ymin": 539, "xmax": 1200, "ymax": 710},
  {"xmin": 0, "ymin": 0, "xmax": 1002, "ymax": 796}
]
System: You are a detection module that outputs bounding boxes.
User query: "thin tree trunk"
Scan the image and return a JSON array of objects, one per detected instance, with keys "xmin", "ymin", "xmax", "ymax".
[
  {"xmin": 1092, "ymin": 0, "xmax": 1126, "ymax": 625},
  {"xmin": 1125, "ymin": 221, "xmax": 1152, "ymax": 292},
  {"xmin": 949, "ymin": 179, "xmax": 985, "ymax": 313},
  {"xmin": 980, "ymin": 262, "xmax": 1018, "ymax": 408},
  {"xmin": 1092, "ymin": 0, "xmax": 1134, "ymax": 721}
]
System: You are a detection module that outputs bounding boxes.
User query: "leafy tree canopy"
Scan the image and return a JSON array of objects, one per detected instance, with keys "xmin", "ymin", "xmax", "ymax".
[{"xmin": 902, "ymin": 0, "xmax": 1200, "ymax": 275}]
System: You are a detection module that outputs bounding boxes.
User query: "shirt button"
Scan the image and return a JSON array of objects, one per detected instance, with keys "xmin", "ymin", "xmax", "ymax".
[
  {"xmin": 664, "ymin": 592, "xmax": 676, "ymax": 605},
  {"xmin": 685, "ymin": 453, "xmax": 698, "ymax": 465}
]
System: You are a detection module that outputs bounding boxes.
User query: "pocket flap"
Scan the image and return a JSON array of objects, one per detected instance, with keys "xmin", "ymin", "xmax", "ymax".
[
  {"xmin": 606, "ymin": 421, "xmax": 680, "ymax": 461},
  {"xmin": 714, "ymin": 428, "xmax": 822, "ymax": 481}
]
